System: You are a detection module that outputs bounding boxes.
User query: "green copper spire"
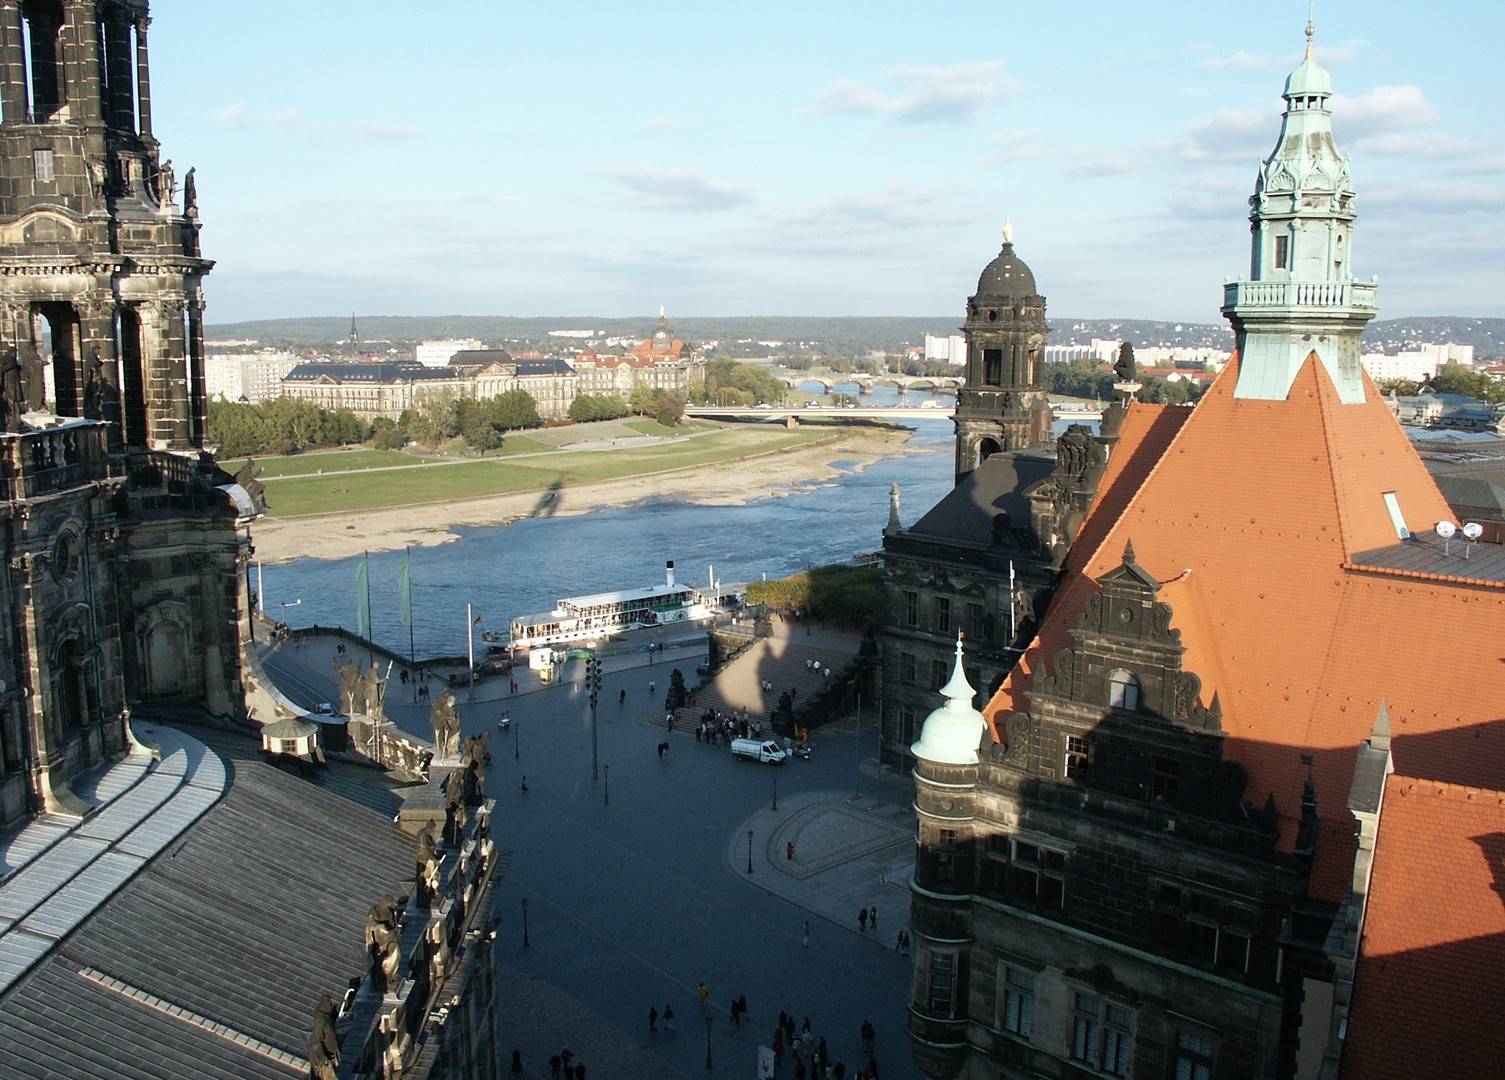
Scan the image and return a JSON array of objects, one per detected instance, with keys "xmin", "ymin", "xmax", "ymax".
[{"xmin": 1222, "ymin": 19, "xmax": 1377, "ymax": 405}]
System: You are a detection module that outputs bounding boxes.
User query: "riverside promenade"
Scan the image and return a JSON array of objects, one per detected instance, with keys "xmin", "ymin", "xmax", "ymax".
[{"xmin": 258, "ymin": 617, "xmax": 924, "ymax": 1078}]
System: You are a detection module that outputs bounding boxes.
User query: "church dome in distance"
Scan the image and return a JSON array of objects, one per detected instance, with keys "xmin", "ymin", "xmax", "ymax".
[{"xmin": 974, "ymin": 220, "xmax": 1037, "ymax": 300}]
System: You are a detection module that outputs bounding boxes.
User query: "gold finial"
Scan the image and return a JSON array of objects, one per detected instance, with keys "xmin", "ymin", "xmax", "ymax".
[
  {"xmin": 1305, "ymin": 1, "xmax": 1315, "ymax": 59},
  {"xmin": 1002, "ymin": 219, "xmax": 1013, "ymax": 245}
]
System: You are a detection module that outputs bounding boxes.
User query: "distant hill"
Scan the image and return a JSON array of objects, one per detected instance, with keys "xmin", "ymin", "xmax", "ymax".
[{"xmin": 205, "ymin": 314, "xmax": 1505, "ymax": 360}]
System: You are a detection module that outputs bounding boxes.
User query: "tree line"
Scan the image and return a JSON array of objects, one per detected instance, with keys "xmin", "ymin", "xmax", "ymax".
[{"xmin": 208, "ymin": 384, "xmax": 686, "ymax": 458}]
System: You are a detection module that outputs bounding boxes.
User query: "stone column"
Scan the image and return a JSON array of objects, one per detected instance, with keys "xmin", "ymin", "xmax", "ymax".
[
  {"xmin": 0, "ymin": 1, "xmax": 26, "ymax": 125},
  {"xmin": 133, "ymin": 16, "xmax": 152, "ymax": 137},
  {"xmin": 186, "ymin": 294, "xmax": 206, "ymax": 447},
  {"xmin": 103, "ymin": 9, "xmax": 133, "ymax": 132},
  {"xmin": 141, "ymin": 300, "xmax": 189, "ymax": 449},
  {"xmin": 79, "ymin": 299, "xmax": 122, "ymax": 444}
]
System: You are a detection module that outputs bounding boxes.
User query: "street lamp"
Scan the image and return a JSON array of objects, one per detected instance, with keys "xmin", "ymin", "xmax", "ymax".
[
  {"xmin": 513, "ymin": 720, "xmax": 520, "ymax": 760},
  {"xmin": 521, "ymin": 897, "xmax": 530, "ymax": 948},
  {"xmin": 772, "ymin": 769, "xmax": 778, "ymax": 811},
  {"xmin": 747, "ymin": 829, "xmax": 754, "ymax": 874},
  {"xmin": 278, "ymin": 598, "xmax": 301, "ymax": 624},
  {"xmin": 705, "ymin": 1008, "xmax": 714, "ymax": 1071},
  {"xmin": 604, "ymin": 763, "xmax": 610, "ymax": 805}
]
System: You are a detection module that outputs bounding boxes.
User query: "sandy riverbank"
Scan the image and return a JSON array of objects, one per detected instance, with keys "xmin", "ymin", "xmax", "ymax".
[{"xmin": 249, "ymin": 427, "xmax": 922, "ymax": 564}]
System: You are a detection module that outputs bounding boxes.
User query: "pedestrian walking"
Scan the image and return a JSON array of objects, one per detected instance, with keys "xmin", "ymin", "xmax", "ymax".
[
  {"xmin": 858, "ymin": 907, "xmax": 868, "ymax": 931},
  {"xmin": 649, "ymin": 1005, "xmax": 658, "ymax": 1033},
  {"xmin": 787, "ymin": 840, "xmax": 795, "ymax": 861},
  {"xmin": 619, "ymin": 688, "xmax": 626, "ymax": 706},
  {"xmin": 649, "ymin": 679, "xmax": 656, "ymax": 694},
  {"xmin": 510, "ymin": 677, "xmax": 518, "ymax": 694},
  {"xmin": 869, "ymin": 905, "xmax": 877, "ymax": 930},
  {"xmin": 731, "ymin": 997, "xmax": 742, "ymax": 1025},
  {"xmin": 657, "ymin": 740, "xmax": 667, "ymax": 759},
  {"xmin": 664, "ymin": 1003, "xmax": 675, "ymax": 1032},
  {"xmin": 511, "ymin": 1048, "xmax": 523, "ymax": 1074},
  {"xmin": 860, "ymin": 1019, "xmax": 875, "ymax": 1055},
  {"xmin": 802, "ymin": 920, "xmax": 810, "ymax": 948},
  {"xmin": 521, "ymin": 775, "xmax": 529, "ymax": 793},
  {"xmin": 575, "ymin": 1062, "xmax": 585, "ymax": 1080},
  {"xmin": 549, "ymin": 1053, "xmax": 562, "ymax": 1079},
  {"xmin": 698, "ymin": 982, "xmax": 709, "ymax": 1011}
]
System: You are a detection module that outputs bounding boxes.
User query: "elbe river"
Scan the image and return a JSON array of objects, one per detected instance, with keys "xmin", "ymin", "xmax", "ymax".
[{"xmin": 258, "ymin": 385, "xmax": 1081, "ymax": 660}]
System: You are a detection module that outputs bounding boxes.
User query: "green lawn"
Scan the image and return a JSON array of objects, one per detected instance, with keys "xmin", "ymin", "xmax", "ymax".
[{"xmin": 256, "ymin": 426, "xmax": 840, "ymax": 518}]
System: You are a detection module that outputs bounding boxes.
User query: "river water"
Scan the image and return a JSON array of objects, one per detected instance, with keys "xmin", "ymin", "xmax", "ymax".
[{"xmin": 258, "ymin": 384, "xmax": 960, "ymax": 658}]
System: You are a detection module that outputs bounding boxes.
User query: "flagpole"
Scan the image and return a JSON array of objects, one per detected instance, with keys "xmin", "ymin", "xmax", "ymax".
[
  {"xmin": 364, "ymin": 550, "xmax": 374, "ymax": 666},
  {"xmin": 467, "ymin": 602, "xmax": 476, "ymax": 703},
  {"xmin": 404, "ymin": 546, "xmax": 417, "ymax": 703}
]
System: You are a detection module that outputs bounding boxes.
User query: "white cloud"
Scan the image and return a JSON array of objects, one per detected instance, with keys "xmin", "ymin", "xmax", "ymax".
[
  {"xmin": 645, "ymin": 116, "xmax": 686, "ymax": 130},
  {"xmin": 597, "ymin": 166, "xmax": 753, "ymax": 212},
  {"xmin": 740, "ymin": 183, "xmax": 979, "ymax": 256},
  {"xmin": 1198, "ymin": 50, "xmax": 1274, "ymax": 73},
  {"xmin": 211, "ymin": 102, "xmax": 418, "ymax": 143},
  {"xmin": 808, "ymin": 61, "xmax": 1019, "ymax": 125},
  {"xmin": 1182, "ymin": 107, "xmax": 1272, "ymax": 163},
  {"xmin": 1330, "ymin": 84, "xmax": 1439, "ymax": 139}
]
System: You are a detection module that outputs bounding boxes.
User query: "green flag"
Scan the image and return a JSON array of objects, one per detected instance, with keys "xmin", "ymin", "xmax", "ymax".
[
  {"xmin": 356, "ymin": 558, "xmax": 371, "ymax": 638},
  {"xmin": 399, "ymin": 550, "xmax": 412, "ymax": 628}
]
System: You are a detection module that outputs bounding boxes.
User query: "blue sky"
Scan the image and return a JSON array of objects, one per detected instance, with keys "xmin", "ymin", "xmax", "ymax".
[{"xmin": 147, "ymin": 2, "xmax": 1503, "ymax": 325}]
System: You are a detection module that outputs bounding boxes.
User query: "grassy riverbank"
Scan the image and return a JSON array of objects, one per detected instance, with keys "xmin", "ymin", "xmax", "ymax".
[{"xmin": 232, "ymin": 420, "xmax": 880, "ymax": 519}]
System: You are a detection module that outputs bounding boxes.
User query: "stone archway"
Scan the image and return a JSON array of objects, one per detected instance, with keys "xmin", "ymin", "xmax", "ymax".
[{"xmin": 141, "ymin": 610, "xmax": 193, "ymax": 699}]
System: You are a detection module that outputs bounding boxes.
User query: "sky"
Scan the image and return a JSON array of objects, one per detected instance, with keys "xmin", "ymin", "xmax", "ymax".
[{"xmin": 146, "ymin": 1, "xmax": 1504, "ymax": 326}]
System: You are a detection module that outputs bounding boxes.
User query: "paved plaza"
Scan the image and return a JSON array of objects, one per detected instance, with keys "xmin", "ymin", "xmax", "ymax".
[{"xmin": 260, "ymin": 623, "xmax": 924, "ymax": 1078}]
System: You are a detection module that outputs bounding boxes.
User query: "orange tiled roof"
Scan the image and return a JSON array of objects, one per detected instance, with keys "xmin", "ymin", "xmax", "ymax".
[
  {"xmin": 1341, "ymin": 776, "xmax": 1505, "ymax": 1078},
  {"xmin": 985, "ymin": 351, "xmax": 1505, "ymax": 902}
]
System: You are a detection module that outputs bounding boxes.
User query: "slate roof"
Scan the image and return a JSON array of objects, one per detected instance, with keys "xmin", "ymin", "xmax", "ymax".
[
  {"xmin": 905, "ymin": 448, "xmax": 1055, "ymax": 547},
  {"xmin": 985, "ymin": 353, "xmax": 1505, "ymax": 904},
  {"xmin": 1341, "ymin": 777, "xmax": 1505, "ymax": 1078},
  {"xmin": 283, "ymin": 363, "xmax": 459, "ymax": 384},
  {"xmin": 0, "ymin": 755, "xmax": 415, "ymax": 1079}
]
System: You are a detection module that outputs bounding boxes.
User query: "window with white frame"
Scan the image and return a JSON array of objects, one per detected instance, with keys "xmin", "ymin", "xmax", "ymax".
[
  {"xmin": 1064, "ymin": 734, "xmax": 1088, "ymax": 780},
  {"xmin": 927, "ymin": 952, "xmax": 957, "ymax": 1016},
  {"xmin": 999, "ymin": 965, "xmax": 1035, "ymax": 1037},
  {"xmin": 33, "ymin": 148, "xmax": 53, "ymax": 181},
  {"xmin": 1072, "ymin": 994, "xmax": 1134, "ymax": 1075},
  {"xmin": 1108, "ymin": 669, "xmax": 1140, "ymax": 710},
  {"xmin": 1174, "ymin": 1030, "xmax": 1215, "ymax": 1080}
]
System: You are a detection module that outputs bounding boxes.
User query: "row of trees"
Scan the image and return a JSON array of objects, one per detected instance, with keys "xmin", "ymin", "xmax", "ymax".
[
  {"xmin": 690, "ymin": 358, "xmax": 793, "ymax": 407},
  {"xmin": 746, "ymin": 564, "xmax": 884, "ymax": 627},
  {"xmin": 1039, "ymin": 357, "xmax": 1203, "ymax": 405},
  {"xmin": 206, "ymin": 390, "xmax": 544, "ymax": 458},
  {"xmin": 1375, "ymin": 364, "xmax": 1505, "ymax": 405}
]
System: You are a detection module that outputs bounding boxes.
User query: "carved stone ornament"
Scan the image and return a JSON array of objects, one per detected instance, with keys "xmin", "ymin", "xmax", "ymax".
[{"xmin": 1003, "ymin": 710, "xmax": 1032, "ymax": 762}]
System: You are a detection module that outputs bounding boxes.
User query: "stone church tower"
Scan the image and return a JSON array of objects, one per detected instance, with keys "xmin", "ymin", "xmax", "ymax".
[
  {"xmin": 0, "ymin": 0, "xmax": 256, "ymax": 830},
  {"xmin": 953, "ymin": 222, "xmax": 1051, "ymax": 484}
]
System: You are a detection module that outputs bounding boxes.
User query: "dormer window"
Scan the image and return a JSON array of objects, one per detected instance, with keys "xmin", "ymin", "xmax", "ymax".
[
  {"xmin": 1273, "ymin": 234, "xmax": 1289, "ymax": 270},
  {"xmin": 1108, "ymin": 670, "xmax": 1140, "ymax": 711}
]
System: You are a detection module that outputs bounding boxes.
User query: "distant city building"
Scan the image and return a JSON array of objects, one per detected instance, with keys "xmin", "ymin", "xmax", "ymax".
[
  {"xmin": 1361, "ymin": 343, "xmax": 1476, "ymax": 383},
  {"xmin": 281, "ymin": 362, "xmax": 470, "ymax": 420},
  {"xmin": 415, "ymin": 339, "xmax": 483, "ymax": 368},
  {"xmin": 204, "ymin": 351, "xmax": 300, "ymax": 403},
  {"xmin": 280, "ymin": 313, "xmax": 702, "ymax": 421},
  {"xmin": 924, "ymin": 332, "xmax": 967, "ymax": 365},
  {"xmin": 546, "ymin": 328, "xmax": 598, "ymax": 339}
]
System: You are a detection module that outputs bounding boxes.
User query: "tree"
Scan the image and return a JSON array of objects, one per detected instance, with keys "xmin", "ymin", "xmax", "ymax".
[
  {"xmin": 629, "ymin": 382, "xmax": 656, "ymax": 416},
  {"xmin": 652, "ymin": 390, "xmax": 685, "ymax": 427},
  {"xmin": 489, "ymin": 389, "xmax": 541, "ymax": 430},
  {"xmin": 371, "ymin": 416, "xmax": 405, "ymax": 449},
  {"xmin": 569, "ymin": 393, "xmax": 628, "ymax": 422},
  {"xmin": 207, "ymin": 399, "xmax": 273, "ymax": 457}
]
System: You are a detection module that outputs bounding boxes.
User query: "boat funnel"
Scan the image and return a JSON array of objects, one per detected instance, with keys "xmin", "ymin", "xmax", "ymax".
[{"xmin": 666, "ymin": 560, "xmax": 675, "ymax": 587}]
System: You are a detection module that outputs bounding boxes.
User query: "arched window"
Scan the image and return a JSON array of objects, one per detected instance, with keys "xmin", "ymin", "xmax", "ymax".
[{"xmin": 1108, "ymin": 670, "xmax": 1140, "ymax": 711}]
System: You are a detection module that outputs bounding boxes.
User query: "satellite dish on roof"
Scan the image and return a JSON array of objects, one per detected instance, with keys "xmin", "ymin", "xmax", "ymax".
[
  {"xmin": 1435, "ymin": 521, "xmax": 1457, "ymax": 539},
  {"xmin": 1463, "ymin": 522, "xmax": 1484, "ymax": 540}
]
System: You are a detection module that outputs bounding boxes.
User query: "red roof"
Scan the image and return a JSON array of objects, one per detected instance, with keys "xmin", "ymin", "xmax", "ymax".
[
  {"xmin": 986, "ymin": 351, "xmax": 1505, "ymax": 902},
  {"xmin": 1341, "ymin": 776, "xmax": 1505, "ymax": 1077}
]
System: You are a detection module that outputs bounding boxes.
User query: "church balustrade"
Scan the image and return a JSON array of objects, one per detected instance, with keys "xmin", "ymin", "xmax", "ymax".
[
  {"xmin": 1223, "ymin": 279, "xmax": 1377, "ymax": 310},
  {"xmin": 0, "ymin": 422, "xmax": 111, "ymax": 500}
]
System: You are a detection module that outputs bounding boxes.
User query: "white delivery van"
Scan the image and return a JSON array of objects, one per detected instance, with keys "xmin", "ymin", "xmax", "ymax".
[{"xmin": 730, "ymin": 738, "xmax": 788, "ymax": 764}]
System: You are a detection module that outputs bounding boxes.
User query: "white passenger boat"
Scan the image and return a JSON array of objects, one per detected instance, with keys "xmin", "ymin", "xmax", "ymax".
[{"xmin": 501, "ymin": 561, "xmax": 745, "ymax": 651}]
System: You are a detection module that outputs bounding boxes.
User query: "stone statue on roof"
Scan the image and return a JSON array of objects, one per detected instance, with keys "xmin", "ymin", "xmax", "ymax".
[
  {"xmin": 308, "ymin": 994, "xmax": 341, "ymax": 1080},
  {"xmin": 333, "ymin": 656, "xmax": 363, "ymax": 715},
  {"xmin": 364, "ymin": 893, "xmax": 401, "ymax": 991},
  {"xmin": 442, "ymin": 768, "xmax": 467, "ymax": 846},
  {"xmin": 415, "ymin": 822, "xmax": 440, "ymax": 907},
  {"xmin": 430, "ymin": 690, "xmax": 460, "ymax": 759},
  {"xmin": 361, "ymin": 661, "xmax": 387, "ymax": 722},
  {"xmin": 234, "ymin": 457, "xmax": 267, "ymax": 512},
  {"xmin": 1114, "ymin": 341, "xmax": 1137, "ymax": 384}
]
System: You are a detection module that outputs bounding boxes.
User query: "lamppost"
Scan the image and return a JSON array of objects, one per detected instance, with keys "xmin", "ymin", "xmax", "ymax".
[
  {"xmin": 586, "ymin": 652, "xmax": 602, "ymax": 781},
  {"xmin": 747, "ymin": 829, "xmax": 754, "ymax": 874},
  {"xmin": 854, "ymin": 692, "xmax": 862, "ymax": 800},
  {"xmin": 604, "ymin": 763, "xmax": 610, "ymax": 805},
  {"xmin": 513, "ymin": 720, "xmax": 520, "ymax": 760},
  {"xmin": 521, "ymin": 897, "xmax": 530, "ymax": 948},
  {"xmin": 278, "ymin": 598, "xmax": 301, "ymax": 625},
  {"xmin": 772, "ymin": 769, "xmax": 778, "ymax": 811},
  {"xmin": 705, "ymin": 1009, "xmax": 714, "ymax": 1071}
]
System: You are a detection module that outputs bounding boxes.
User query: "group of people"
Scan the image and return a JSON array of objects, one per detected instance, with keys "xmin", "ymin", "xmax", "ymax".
[
  {"xmin": 545, "ymin": 1047, "xmax": 587, "ymax": 1079},
  {"xmin": 766, "ymin": 1008, "xmax": 880, "ymax": 1080},
  {"xmin": 857, "ymin": 905, "xmax": 878, "ymax": 932},
  {"xmin": 694, "ymin": 707, "xmax": 760, "ymax": 745}
]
